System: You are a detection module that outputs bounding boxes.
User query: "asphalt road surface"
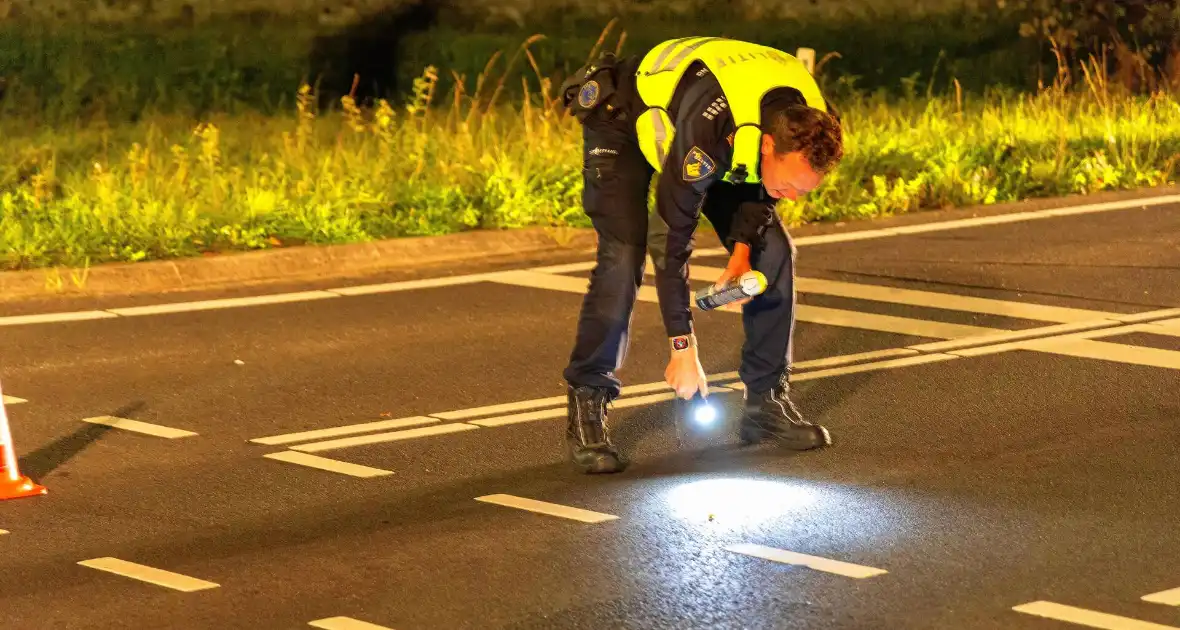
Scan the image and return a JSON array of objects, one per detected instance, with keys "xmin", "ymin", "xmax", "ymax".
[{"xmin": 1, "ymin": 195, "xmax": 1179, "ymax": 630}]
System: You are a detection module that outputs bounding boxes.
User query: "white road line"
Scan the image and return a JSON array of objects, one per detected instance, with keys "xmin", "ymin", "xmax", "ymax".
[
  {"xmin": 466, "ymin": 390, "xmax": 707, "ymax": 428},
  {"xmin": 707, "ymin": 348, "xmax": 923, "ymax": 385},
  {"xmin": 263, "ymin": 451, "xmax": 394, "ymax": 478},
  {"xmin": 797, "ymin": 304, "xmax": 1000, "ymax": 339},
  {"xmin": 671, "ymin": 265, "xmax": 1115, "ymax": 323},
  {"xmin": 250, "ymin": 416, "xmax": 439, "ymax": 446},
  {"xmin": 0, "ymin": 310, "xmax": 118, "ymax": 327},
  {"xmin": 309, "ymin": 617, "xmax": 395, "ymax": 630},
  {"xmin": 0, "ymin": 529, "xmax": 9, "ymax": 535},
  {"xmin": 491, "ymin": 268, "xmax": 1003, "ymax": 339},
  {"xmin": 1013, "ymin": 601, "xmax": 1180, "ymax": 629},
  {"xmin": 475, "ymin": 494, "xmax": 619, "ymax": 523},
  {"xmin": 1110, "ymin": 308, "xmax": 1180, "ymax": 323},
  {"xmin": 1021, "ymin": 337, "xmax": 1180, "ymax": 370},
  {"xmin": 432, "ymin": 395, "xmax": 567, "ymax": 421},
  {"xmin": 725, "ymin": 543, "xmax": 888, "ymax": 579},
  {"xmin": 107, "ymin": 290, "xmax": 339, "ymax": 316},
  {"xmin": 795, "ymin": 277, "xmax": 1113, "ymax": 322},
  {"xmin": 82, "ymin": 416, "xmax": 197, "ymax": 439},
  {"xmin": 1143, "ymin": 587, "xmax": 1180, "ymax": 606},
  {"xmin": 290, "ymin": 423, "xmax": 478, "ymax": 452},
  {"xmin": 909, "ymin": 319, "xmax": 1129, "ymax": 354},
  {"xmin": 329, "ymin": 272, "xmax": 504, "ymax": 296},
  {"xmin": 728, "ymin": 353, "xmax": 962, "ymax": 390},
  {"xmin": 2, "ymin": 396, "xmax": 26, "ymax": 405},
  {"xmin": 78, "ymin": 557, "xmax": 219, "ymax": 592},
  {"xmin": 1140, "ymin": 318, "xmax": 1180, "ymax": 336},
  {"xmin": 468, "ymin": 407, "xmax": 567, "ymax": 428},
  {"xmin": 795, "ymin": 352, "xmax": 962, "ymax": 381}
]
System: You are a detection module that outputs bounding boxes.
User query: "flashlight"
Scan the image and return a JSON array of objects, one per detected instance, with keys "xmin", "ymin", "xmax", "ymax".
[{"xmin": 687, "ymin": 391, "xmax": 718, "ymax": 426}]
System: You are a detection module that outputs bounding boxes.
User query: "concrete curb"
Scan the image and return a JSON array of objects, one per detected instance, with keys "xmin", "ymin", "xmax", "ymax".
[
  {"xmin": 0, "ymin": 227, "xmax": 598, "ymax": 303},
  {"xmin": 1, "ymin": 185, "xmax": 1177, "ymax": 303}
]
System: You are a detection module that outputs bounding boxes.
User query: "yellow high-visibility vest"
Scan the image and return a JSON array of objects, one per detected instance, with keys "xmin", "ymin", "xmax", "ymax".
[{"xmin": 633, "ymin": 37, "xmax": 828, "ymax": 185}]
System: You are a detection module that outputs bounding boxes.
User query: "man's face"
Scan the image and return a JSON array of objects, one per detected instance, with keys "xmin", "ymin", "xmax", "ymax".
[{"xmin": 759, "ymin": 135, "xmax": 823, "ymax": 201}]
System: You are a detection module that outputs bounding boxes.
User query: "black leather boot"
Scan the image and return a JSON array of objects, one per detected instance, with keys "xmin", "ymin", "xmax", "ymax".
[
  {"xmin": 739, "ymin": 377, "xmax": 831, "ymax": 450},
  {"xmin": 566, "ymin": 385, "xmax": 628, "ymax": 474}
]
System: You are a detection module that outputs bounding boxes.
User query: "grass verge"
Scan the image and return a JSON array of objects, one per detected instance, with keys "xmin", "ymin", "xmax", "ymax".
[{"xmin": 1, "ymin": 40, "xmax": 1177, "ymax": 272}]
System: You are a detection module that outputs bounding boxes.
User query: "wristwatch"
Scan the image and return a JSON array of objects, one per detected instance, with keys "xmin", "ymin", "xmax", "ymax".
[{"xmin": 669, "ymin": 333, "xmax": 697, "ymax": 353}]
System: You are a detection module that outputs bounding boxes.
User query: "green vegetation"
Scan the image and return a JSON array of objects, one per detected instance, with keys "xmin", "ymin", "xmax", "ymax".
[{"xmin": 0, "ymin": 9, "xmax": 1177, "ymax": 272}]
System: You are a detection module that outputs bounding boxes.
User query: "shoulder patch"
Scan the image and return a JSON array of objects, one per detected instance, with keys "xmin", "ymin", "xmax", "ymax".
[
  {"xmin": 682, "ymin": 146, "xmax": 717, "ymax": 183},
  {"xmin": 577, "ymin": 80, "xmax": 600, "ymax": 108}
]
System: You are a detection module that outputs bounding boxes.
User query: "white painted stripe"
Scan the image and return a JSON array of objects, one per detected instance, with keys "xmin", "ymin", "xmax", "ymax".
[
  {"xmin": 1143, "ymin": 587, "xmax": 1180, "ymax": 606},
  {"xmin": 1109, "ymin": 308, "xmax": 1180, "ymax": 323},
  {"xmin": 290, "ymin": 423, "xmax": 478, "ymax": 452},
  {"xmin": 0, "ymin": 529, "xmax": 8, "ymax": 535},
  {"xmin": 2, "ymin": 396, "xmax": 26, "ymax": 405},
  {"xmin": 909, "ymin": 319, "xmax": 1126, "ymax": 353},
  {"xmin": 263, "ymin": 451, "xmax": 394, "ymax": 478},
  {"xmin": 250, "ymin": 416, "xmax": 438, "ymax": 445},
  {"xmin": 493, "ymin": 268, "xmax": 1003, "ymax": 339},
  {"xmin": 107, "ymin": 290, "xmax": 338, "ymax": 316},
  {"xmin": 475, "ymin": 494, "xmax": 618, "ymax": 523},
  {"xmin": 466, "ymin": 390, "xmax": 704, "ymax": 428},
  {"xmin": 0, "ymin": 310, "xmax": 118, "ymax": 327},
  {"xmin": 78, "ymin": 557, "xmax": 219, "ymax": 592},
  {"xmin": 727, "ymin": 353, "xmax": 959, "ymax": 390},
  {"xmin": 726, "ymin": 543, "xmax": 887, "ymax": 578},
  {"xmin": 432, "ymin": 395, "xmax": 567, "ymax": 420},
  {"xmin": 1139, "ymin": 319, "xmax": 1180, "ymax": 336},
  {"xmin": 795, "ymin": 277, "xmax": 1112, "ymax": 322},
  {"xmin": 678, "ymin": 265, "xmax": 1113, "ymax": 323},
  {"xmin": 329, "ymin": 272, "xmax": 503, "ymax": 296},
  {"xmin": 309, "ymin": 617, "xmax": 395, "ymax": 630},
  {"xmin": 797, "ymin": 304, "xmax": 999, "ymax": 339},
  {"xmin": 468, "ymin": 407, "xmax": 567, "ymax": 428},
  {"xmin": 1013, "ymin": 601, "xmax": 1180, "ymax": 629},
  {"xmin": 82, "ymin": 416, "xmax": 197, "ymax": 439},
  {"xmin": 1021, "ymin": 337, "xmax": 1180, "ymax": 370},
  {"xmin": 856, "ymin": 195, "xmax": 1180, "ymax": 239}
]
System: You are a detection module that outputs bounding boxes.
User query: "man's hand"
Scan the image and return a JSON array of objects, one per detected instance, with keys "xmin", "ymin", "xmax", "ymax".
[
  {"xmin": 665, "ymin": 335, "xmax": 709, "ymax": 400},
  {"xmin": 712, "ymin": 242, "xmax": 754, "ymax": 312}
]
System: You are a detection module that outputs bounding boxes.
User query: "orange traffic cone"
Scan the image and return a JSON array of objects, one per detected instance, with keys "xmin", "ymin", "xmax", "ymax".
[{"xmin": 0, "ymin": 377, "xmax": 46, "ymax": 501}]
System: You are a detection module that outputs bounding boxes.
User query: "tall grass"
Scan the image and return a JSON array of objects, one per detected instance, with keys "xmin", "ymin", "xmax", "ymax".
[{"xmin": 1, "ymin": 36, "xmax": 1177, "ymax": 272}]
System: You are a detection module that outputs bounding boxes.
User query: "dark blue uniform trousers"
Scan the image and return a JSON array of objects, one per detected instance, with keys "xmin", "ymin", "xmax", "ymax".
[{"xmin": 562, "ymin": 105, "xmax": 798, "ymax": 399}]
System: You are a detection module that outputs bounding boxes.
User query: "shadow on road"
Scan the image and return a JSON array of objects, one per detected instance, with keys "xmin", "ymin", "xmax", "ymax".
[{"xmin": 18, "ymin": 401, "xmax": 145, "ymax": 479}]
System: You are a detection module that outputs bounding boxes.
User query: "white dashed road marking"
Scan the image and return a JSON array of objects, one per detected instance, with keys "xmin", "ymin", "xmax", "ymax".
[
  {"xmin": 81, "ymin": 416, "xmax": 197, "ymax": 439},
  {"xmin": 1013, "ymin": 601, "xmax": 1180, "ymax": 629},
  {"xmin": 475, "ymin": 494, "xmax": 619, "ymax": 524},
  {"xmin": 308, "ymin": 617, "xmax": 396, "ymax": 630},
  {"xmin": 1143, "ymin": 586, "xmax": 1180, "ymax": 606},
  {"xmin": 263, "ymin": 451, "xmax": 393, "ymax": 478},
  {"xmin": 78, "ymin": 557, "xmax": 219, "ymax": 592},
  {"xmin": 726, "ymin": 543, "xmax": 888, "ymax": 579},
  {"xmin": 250, "ymin": 416, "xmax": 439, "ymax": 446},
  {"xmin": 2, "ymin": 396, "xmax": 26, "ymax": 405},
  {"xmin": 289, "ymin": 423, "xmax": 478, "ymax": 453}
]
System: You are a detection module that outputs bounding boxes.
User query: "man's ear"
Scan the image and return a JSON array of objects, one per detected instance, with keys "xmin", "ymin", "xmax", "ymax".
[{"xmin": 761, "ymin": 133, "xmax": 775, "ymax": 156}]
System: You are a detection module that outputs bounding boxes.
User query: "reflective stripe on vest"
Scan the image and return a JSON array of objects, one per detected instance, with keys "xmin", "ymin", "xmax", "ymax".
[{"xmin": 632, "ymin": 37, "xmax": 827, "ymax": 185}]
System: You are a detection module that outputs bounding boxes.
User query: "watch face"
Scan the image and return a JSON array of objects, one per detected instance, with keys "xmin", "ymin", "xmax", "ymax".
[{"xmin": 672, "ymin": 337, "xmax": 690, "ymax": 351}]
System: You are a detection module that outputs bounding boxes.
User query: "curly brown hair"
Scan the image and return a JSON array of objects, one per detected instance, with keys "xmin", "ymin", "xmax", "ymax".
[{"xmin": 764, "ymin": 103, "xmax": 844, "ymax": 175}]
